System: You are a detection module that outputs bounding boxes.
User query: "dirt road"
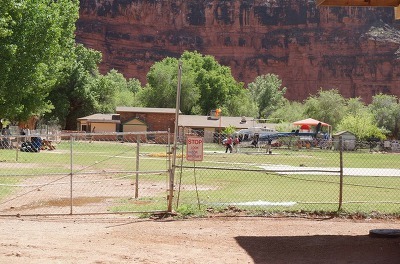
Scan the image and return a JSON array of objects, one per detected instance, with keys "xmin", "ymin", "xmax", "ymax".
[{"xmin": 0, "ymin": 215, "xmax": 399, "ymax": 263}]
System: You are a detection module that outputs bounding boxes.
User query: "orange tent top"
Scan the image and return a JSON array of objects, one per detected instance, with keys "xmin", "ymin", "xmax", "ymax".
[{"xmin": 293, "ymin": 118, "xmax": 330, "ymax": 127}]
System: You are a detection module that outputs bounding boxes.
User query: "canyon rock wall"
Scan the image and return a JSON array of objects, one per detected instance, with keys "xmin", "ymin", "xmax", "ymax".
[{"xmin": 76, "ymin": 0, "xmax": 400, "ymax": 102}]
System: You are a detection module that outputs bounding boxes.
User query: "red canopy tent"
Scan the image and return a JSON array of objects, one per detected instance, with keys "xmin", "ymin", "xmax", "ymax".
[
  {"xmin": 293, "ymin": 118, "xmax": 329, "ymax": 127},
  {"xmin": 293, "ymin": 118, "xmax": 332, "ymax": 136},
  {"xmin": 300, "ymin": 124, "xmax": 311, "ymax": 130}
]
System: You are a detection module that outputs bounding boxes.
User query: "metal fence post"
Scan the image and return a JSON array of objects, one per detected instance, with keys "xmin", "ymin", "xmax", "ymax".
[
  {"xmin": 69, "ymin": 134, "xmax": 73, "ymax": 215},
  {"xmin": 16, "ymin": 136, "xmax": 20, "ymax": 162},
  {"xmin": 338, "ymin": 136, "xmax": 343, "ymax": 211},
  {"xmin": 168, "ymin": 60, "xmax": 182, "ymax": 212},
  {"xmin": 167, "ymin": 129, "xmax": 171, "ymax": 178},
  {"xmin": 135, "ymin": 135, "xmax": 139, "ymax": 199}
]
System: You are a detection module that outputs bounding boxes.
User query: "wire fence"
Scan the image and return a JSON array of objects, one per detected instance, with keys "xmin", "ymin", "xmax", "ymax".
[
  {"xmin": 0, "ymin": 131, "xmax": 172, "ymax": 216},
  {"xmin": 0, "ymin": 131, "xmax": 399, "ymax": 216},
  {"xmin": 175, "ymin": 133, "xmax": 400, "ymax": 215}
]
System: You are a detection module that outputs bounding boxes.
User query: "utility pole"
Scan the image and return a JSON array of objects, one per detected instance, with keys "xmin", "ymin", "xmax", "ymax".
[{"xmin": 168, "ymin": 61, "xmax": 182, "ymax": 212}]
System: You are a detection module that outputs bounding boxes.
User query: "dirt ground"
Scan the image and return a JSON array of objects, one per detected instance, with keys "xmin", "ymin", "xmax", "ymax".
[{"xmin": 1, "ymin": 215, "xmax": 399, "ymax": 264}]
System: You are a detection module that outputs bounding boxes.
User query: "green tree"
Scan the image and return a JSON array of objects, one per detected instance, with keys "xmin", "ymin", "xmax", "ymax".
[
  {"xmin": 0, "ymin": 1, "xmax": 15, "ymax": 38},
  {"xmin": 247, "ymin": 74, "xmax": 287, "ymax": 119},
  {"xmin": 138, "ymin": 57, "xmax": 198, "ymax": 114},
  {"xmin": 369, "ymin": 93, "xmax": 400, "ymax": 138},
  {"xmin": 269, "ymin": 99, "xmax": 306, "ymax": 123},
  {"xmin": 94, "ymin": 69, "xmax": 142, "ymax": 113},
  {"xmin": 337, "ymin": 112, "xmax": 386, "ymax": 140},
  {"xmin": 346, "ymin": 97, "xmax": 366, "ymax": 116},
  {"xmin": 93, "ymin": 69, "xmax": 138, "ymax": 114},
  {"xmin": 222, "ymin": 125, "xmax": 237, "ymax": 136},
  {"xmin": 44, "ymin": 44, "xmax": 101, "ymax": 129},
  {"xmin": 119, "ymin": 78, "xmax": 143, "ymax": 107},
  {"xmin": 0, "ymin": 0, "xmax": 79, "ymax": 123},
  {"xmin": 303, "ymin": 89, "xmax": 346, "ymax": 128},
  {"xmin": 139, "ymin": 51, "xmax": 250, "ymax": 116},
  {"xmin": 190, "ymin": 52, "xmax": 244, "ymax": 116},
  {"xmin": 45, "ymin": 45, "xmax": 142, "ymax": 129},
  {"xmin": 223, "ymin": 88, "xmax": 258, "ymax": 118}
]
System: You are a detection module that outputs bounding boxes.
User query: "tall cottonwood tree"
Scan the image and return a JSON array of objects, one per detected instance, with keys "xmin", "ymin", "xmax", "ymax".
[
  {"xmin": 139, "ymin": 51, "xmax": 257, "ymax": 117},
  {"xmin": 44, "ymin": 44, "xmax": 102, "ymax": 129},
  {"xmin": 248, "ymin": 74, "xmax": 287, "ymax": 119},
  {"xmin": 0, "ymin": 0, "xmax": 79, "ymax": 123}
]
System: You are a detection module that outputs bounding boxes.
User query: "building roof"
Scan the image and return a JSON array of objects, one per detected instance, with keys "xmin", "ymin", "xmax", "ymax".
[
  {"xmin": 116, "ymin": 107, "xmax": 179, "ymax": 114},
  {"xmin": 77, "ymin": 114, "xmax": 120, "ymax": 123},
  {"xmin": 178, "ymin": 115, "xmax": 277, "ymax": 130},
  {"xmin": 333, "ymin": 131, "xmax": 355, "ymax": 136}
]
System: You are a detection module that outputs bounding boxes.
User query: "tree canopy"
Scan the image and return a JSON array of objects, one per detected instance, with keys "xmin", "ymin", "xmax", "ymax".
[
  {"xmin": 248, "ymin": 74, "xmax": 287, "ymax": 119},
  {"xmin": 44, "ymin": 45, "xmax": 141, "ymax": 130},
  {"xmin": 44, "ymin": 44, "xmax": 102, "ymax": 129},
  {"xmin": 303, "ymin": 89, "xmax": 346, "ymax": 129},
  {"xmin": 0, "ymin": 0, "xmax": 79, "ymax": 123},
  {"xmin": 269, "ymin": 99, "xmax": 306, "ymax": 123},
  {"xmin": 139, "ymin": 51, "xmax": 257, "ymax": 117},
  {"xmin": 369, "ymin": 93, "xmax": 400, "ymax": 138},
  {"xmin": 337, "ymin": 112, "xmax": 386, "ymax": 140}
]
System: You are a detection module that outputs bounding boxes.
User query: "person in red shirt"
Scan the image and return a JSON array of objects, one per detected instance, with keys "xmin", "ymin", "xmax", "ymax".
[{"xmin": 225, "ymin": 136, "xmax": 233, "ymax": 153}]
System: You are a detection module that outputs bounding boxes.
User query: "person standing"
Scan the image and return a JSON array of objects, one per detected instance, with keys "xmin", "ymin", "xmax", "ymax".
[
  {"xmin": 233, "ymin": 136, "xmax": 240, "ymax": 153},
  {"xmin": 225, "ymin": 136, "xmax": 233, "ymax": 153},
  {"xmin": 266, "ymin": 137, "xmax": 272, "ymax": 154}
]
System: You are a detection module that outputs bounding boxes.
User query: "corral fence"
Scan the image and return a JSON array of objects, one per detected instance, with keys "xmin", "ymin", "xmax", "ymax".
[{"xmin": 0, "ymin": 131, "xmax": 399, "ymax": 216}]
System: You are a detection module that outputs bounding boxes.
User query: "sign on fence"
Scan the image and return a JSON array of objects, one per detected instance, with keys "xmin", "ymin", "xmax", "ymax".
[{"xmin": 186, "ymin": 136, "xmax": 203, "ymax": 161}]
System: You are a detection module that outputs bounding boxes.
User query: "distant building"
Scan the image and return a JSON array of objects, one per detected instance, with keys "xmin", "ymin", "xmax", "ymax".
[
  {"xmin": 77, "ymin": 107, "xmax": 277, "ymax": 143},
  {"xmin": 332, "ymin": 131, "xmax": 356, "ymax": 151},
  {"xmin": 76, "ymin": 113, "xmax": 121, "ymax": 141},
  {"xmin": 77, "ymin": 113, "xmax": 121, "ymax": 133},
  {"xmin": 116, "ymin": 107, "xmax": 178, "ymax": 133},
  {"xmin": 178, "ymin": 115, "xmax": 277, "ymax": 143}
]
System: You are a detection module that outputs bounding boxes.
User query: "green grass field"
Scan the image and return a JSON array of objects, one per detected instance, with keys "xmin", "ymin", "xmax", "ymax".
[{"xmin": 1, "ymin": 141, "xmax": 399, "ymax": 215}]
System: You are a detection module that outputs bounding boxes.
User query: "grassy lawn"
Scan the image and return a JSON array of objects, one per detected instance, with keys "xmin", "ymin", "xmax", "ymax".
[
  {"xmin": 171, "ymin": 167, "xmax": 400, "ymax": 214},
  {"xmin": 106, "ymin": 168, "xmax": 400, "ymax": 214},
  {"xmin": 1, "ymin": 141, "xmax": 399, "ymax": 215}
]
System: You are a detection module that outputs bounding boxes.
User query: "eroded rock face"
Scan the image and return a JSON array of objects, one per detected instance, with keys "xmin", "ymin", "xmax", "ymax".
[{"xmin": 76, "ymin": 0, "xmax": 400, "ymax": 102}]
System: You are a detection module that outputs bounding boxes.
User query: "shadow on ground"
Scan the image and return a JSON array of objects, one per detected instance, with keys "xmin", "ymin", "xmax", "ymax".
[{"xmin": 235, "ymin": 235, "xmax": 400, "ymax": 264}]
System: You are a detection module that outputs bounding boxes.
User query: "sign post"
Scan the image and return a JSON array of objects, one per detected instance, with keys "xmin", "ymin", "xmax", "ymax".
[
  {"xmin": 186, "ymin": 136, "xmax": 203, "ymax": 209},
  {"xmin": 186, "ymin": 136, "xmax": 204, "ymax": 161}
]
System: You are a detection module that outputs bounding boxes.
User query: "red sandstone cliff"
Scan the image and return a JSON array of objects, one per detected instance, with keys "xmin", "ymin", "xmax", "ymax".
[{"xmin": 75, "ymin": 0, "xmax": 400, "ymax": 103}]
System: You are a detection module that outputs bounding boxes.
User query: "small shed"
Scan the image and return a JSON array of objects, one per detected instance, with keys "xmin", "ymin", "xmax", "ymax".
[
  {"xmin": 122, "ymin": 118, "xmax": 147, "ymax": 142},
  {"xmin": 333, "ymin": 131, "xmax": 356, "ymax": 151},
  {"xmin": 77, "ymin": 114, "xmax": 121, "ymax": 133}
]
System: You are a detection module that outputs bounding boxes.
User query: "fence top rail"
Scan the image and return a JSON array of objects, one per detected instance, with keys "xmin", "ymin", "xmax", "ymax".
[
  {"xmin": 66, "ymin": 131, "xmax": 169, "ymax": 136},
  {"xmin": 2, "ymin": 131, "xmax": 170, "ymax": 138}
]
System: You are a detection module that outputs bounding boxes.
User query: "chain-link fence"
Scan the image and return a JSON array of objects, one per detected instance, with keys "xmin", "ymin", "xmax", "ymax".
[
  {"xmin": 0, "ymin": 131, "xmax": 172, "ymax": 216},
  {"xmin": 174, "ymin": 133, "xmax": 400, "ymax": 215},
  {"xmin": 1, "ymin": 131, "xmax": 399, "ymax": 216}
]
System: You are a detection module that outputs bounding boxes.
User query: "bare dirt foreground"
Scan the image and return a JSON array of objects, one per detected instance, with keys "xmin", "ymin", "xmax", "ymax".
[{"xmin": 1, "ymin": 215, "xmax": 399, "ymax": 264}]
